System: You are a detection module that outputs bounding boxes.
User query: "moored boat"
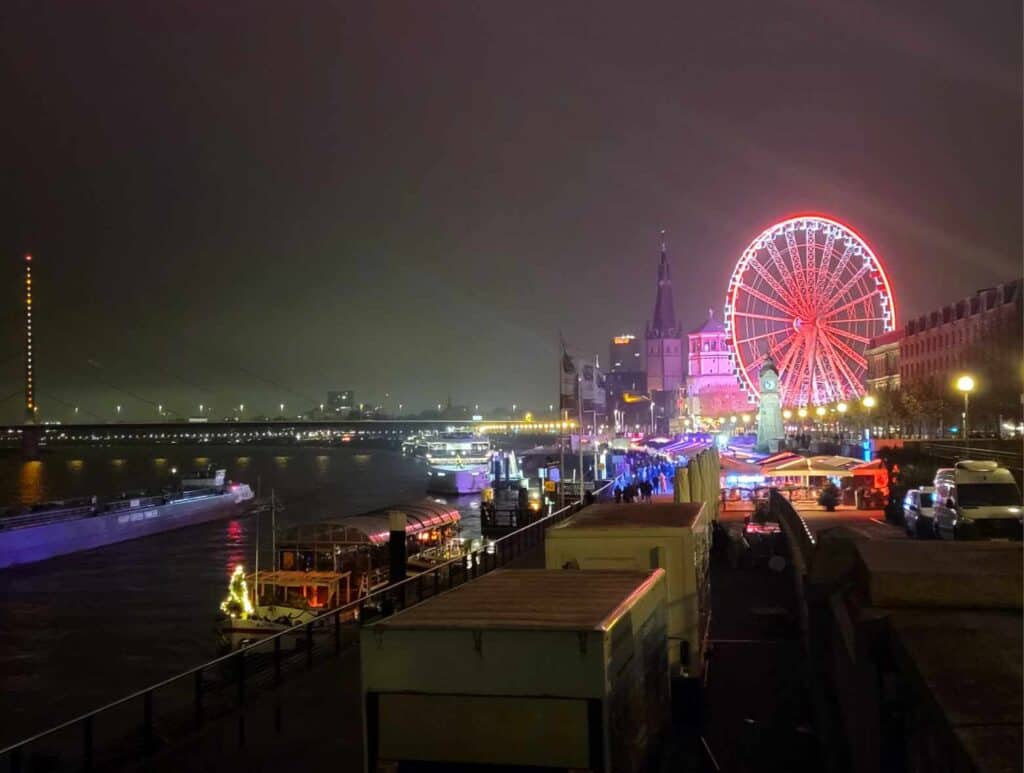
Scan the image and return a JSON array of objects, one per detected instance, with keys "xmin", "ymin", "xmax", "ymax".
[
  {"xmin": 425, "ymin": 434, "xmax": 492, "ymax": 494},
  {"xmin": 217, "ymin": 498, "xmax": 463, "ymax": 648}
]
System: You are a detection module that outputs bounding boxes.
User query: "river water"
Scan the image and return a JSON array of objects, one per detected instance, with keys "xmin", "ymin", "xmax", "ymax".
[{"xmin": 0, "ymin": 444, "xmax": 482, "ymax": 746}]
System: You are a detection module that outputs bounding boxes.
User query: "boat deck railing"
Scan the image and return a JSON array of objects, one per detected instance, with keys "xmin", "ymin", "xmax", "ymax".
[{"xmin": 0, "ymin": 480, "xmax": 614, "ymax": 771}]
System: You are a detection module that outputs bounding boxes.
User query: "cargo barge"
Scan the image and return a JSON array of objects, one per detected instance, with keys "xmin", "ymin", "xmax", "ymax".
[{"xmin": 0, "ymin": 469, "xmax": 254, "ymax": 569}]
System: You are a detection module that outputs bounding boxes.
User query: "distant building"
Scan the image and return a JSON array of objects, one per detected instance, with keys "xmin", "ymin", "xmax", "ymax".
[
  {"xmin": 683, "ymin": 310, "xmax": 751, "ymax": 420},
  {"xmin": 326, "ymin": 390, "xmax": 354, "ymax": 414},
  {"xmin": 609, "ymin": 335, "xmax": 642, "ymax": 372},
  {"xmin": 864, "ymin": 330, "xmax": 903, "ymax": 392},
  {"xmin": 867, "ymin": 279, "xmax": 1023, "ymax": 428},
  {"xmin": 605, "ymin": 334, "xmax": 646, "ymax": 430},
  {"xmin": 645, "ymin": 237, "xmax": 684, "ymax": 432}
]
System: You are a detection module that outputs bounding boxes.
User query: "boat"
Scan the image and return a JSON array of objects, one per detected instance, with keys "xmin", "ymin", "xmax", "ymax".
[
  {"xmin": 218, "ymin": 499, "xmax": 462, "ymax": 648},
  {"xmin": 426, "ymin": 434, "xmax": 493, "ymax": 494},
  {"xmin": 218, "ymin": 565, "xmax": 354, "ymax": 649},
  {"xmin": 0, "ymin": 469, "xmax": 254, "ymax": 569}
]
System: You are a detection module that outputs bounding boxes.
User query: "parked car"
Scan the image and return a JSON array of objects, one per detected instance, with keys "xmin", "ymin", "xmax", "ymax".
[
  {"xmin": 902, "ymin": 486, "xmax": 935, "ymax": 538},
  {"xmin": 933, "ymin": 461, "xmax": 1023, "ymax": 541}
]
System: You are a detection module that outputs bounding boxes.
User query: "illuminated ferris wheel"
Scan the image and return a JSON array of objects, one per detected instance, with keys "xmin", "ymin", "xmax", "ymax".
[{"xmin": 724, "ymin": 215, "xmax": 896, "ymax": 407}]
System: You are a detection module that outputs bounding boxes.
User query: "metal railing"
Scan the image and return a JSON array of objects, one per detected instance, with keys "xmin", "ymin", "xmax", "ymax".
[{"xmin": 0, "ymin": 481, "xmax": 613, "ymax": 772}]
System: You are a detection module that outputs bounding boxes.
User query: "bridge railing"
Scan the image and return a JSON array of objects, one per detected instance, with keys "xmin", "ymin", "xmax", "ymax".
[{"xmin": 0, "ymin": 481, "xmax": 614, "ymax": 772}]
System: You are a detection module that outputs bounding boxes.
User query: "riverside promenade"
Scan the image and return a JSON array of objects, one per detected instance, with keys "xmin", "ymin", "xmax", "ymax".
[{"xmin": 5, "ymin": 492, "xmax": 1018, "ymax": 772}]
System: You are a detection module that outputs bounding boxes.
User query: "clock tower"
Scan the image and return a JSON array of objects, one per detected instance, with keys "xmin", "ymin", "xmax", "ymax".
[{"xmin": 756, "ymin": 357, "xmax": 784, "ymax": 452}]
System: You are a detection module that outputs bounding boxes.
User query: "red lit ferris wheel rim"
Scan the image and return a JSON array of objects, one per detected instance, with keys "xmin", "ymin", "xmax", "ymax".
[{"xmin": 724, "ymin": 214, "xmax": 897, "ymax": 407}]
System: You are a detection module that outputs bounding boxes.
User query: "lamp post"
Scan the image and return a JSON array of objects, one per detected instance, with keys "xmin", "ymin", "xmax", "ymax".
[
  {"xmin": 862, "ymin": 394, "xmax": 876, "ymax": 436},
  {"xmin": 956, "ymin": 375, "xmax": 975, "ymax": 443},
  {"xmin": 837, "ymin": 402, "xmax": 848, "ymax": 438}
]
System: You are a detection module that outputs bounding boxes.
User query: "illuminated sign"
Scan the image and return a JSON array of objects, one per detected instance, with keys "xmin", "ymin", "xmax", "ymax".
[
  {"xmin": 622, "ymin": 392, "xmax": 651, "ymax": 404},
  {"xmin": 612, "ymin": 335, "xmax": 635, "ymax": 344}
]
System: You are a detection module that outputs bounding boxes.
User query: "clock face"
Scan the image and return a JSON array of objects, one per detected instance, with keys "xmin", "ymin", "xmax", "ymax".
[{"xmin": 764, "ymin": 379, "xmax": 775, "ymax": 391}]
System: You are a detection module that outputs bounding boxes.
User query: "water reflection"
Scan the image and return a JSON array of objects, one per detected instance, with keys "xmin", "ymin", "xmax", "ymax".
[
  {"xmin": 225, "ymin": 519, "xmax": 247, "ymax": 573},
  {"xmin": 315, "ymin": 454, "xmax": 330, "ymax": 476},
  {"xmin": 18, "ymin": 461, "xmax": 44, "ymax": 504}
]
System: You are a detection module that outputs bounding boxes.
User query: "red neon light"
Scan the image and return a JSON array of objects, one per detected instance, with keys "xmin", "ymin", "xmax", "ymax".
[{"xmin": 724, "ymin": 215, "xmax": 897, "ymax": 407}]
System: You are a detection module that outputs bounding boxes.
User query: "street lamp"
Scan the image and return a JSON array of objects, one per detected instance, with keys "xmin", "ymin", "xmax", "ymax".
[
  {"xmin": 862, "ymin": 395, "xmax": 876, "ymax": 437},
  {"xmin": 798, "ymin": 407, "xmax": 808, "ymax": 419},
  {"xmin": 783, "ymin": 409, "xmax": 792, "ymax": 420},
  {"xmin": 280, "ymin": 403, "xmax": 285, "ymax": 415},
  {"xmin": 956, "ymin": 375, "xmax": 975, "ymax": 442},
  {"xmin": 116, "ymin": 404, "xmax": 121, "ymax": 418},
  {"xmin": 199, "ymin": 403, "xmax": 204, "ymax": 415}
]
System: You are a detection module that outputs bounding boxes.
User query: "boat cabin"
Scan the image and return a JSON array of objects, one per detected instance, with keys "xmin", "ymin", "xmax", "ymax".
[
  {"xmin": 276, "ymin": 499, "xmax": 461, "ymax": 595},
  {"xmin": 249, "ymin": 569, "xmax": 353, "ymax": 609}
]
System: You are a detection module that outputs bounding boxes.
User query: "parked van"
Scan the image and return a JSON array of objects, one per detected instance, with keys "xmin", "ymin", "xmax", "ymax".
[{"xmin": 933, "ymin": 460, "xmax": 1023, "ymax": 541}]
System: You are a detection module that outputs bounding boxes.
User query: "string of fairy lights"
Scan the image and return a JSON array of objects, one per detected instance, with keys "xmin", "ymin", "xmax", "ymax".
[{"xmin": 24, "ymin": 254, "xmax": 34, "ymax": 421}]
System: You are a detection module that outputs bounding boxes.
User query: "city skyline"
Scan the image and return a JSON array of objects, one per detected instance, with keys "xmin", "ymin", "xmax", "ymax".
[{"xmin": 2, "ymin": 1, "xmax": 1020, "ymax": 421}]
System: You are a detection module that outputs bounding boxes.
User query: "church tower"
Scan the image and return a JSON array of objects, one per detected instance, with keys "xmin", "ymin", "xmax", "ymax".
[{"xmin": 645, "ymin": 234, "xmax": 683, "ymax": 394}]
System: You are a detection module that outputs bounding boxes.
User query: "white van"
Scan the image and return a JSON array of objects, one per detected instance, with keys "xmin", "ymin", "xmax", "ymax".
[{"xmin": 933, "ymin": 460, "xmax": 1023, "ymax": 541}]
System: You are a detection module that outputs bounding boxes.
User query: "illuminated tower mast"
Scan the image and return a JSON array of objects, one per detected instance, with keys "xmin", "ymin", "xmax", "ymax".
[{"xmin": 24, "ymin": 254, "xmax": 34, "ymax": 423}]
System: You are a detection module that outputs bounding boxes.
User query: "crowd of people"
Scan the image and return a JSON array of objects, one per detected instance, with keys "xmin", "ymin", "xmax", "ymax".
[{"xmin": 611, "ymin": 456, "xmax": 676, "ymax": 504}]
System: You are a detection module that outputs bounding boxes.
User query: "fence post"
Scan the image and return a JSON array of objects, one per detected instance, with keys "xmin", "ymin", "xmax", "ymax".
[
  {"xmin": 143, "ymin": 690, "xmax": 154, "ymax": 755},
  {"xmin": 194, "ymin": 669, "xmax": 204, "ymax": 729}
]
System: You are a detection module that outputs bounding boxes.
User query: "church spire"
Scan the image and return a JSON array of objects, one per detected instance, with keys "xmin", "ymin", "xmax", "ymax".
[{"xmin": 649, "ymin": 230, "xmax": 677, "ymax": 336}]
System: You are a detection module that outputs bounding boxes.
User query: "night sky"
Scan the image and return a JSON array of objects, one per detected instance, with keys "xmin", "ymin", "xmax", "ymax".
[{"xmin": 1, "ymin": 1, "xmax": 1020, "ymax": 421}]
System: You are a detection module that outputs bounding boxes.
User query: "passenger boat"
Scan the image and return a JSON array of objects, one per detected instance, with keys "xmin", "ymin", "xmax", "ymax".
[
  {"xmin": 426, "ymin": 434, "xmax": 493, "ymax": 494},
  {"xmin": 218, "ymin": 499, "xmax": 462, "ymax": 648}
]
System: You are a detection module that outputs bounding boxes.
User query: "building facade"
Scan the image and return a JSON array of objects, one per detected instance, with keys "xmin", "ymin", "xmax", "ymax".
[
  {"xmin": 898, "ymin": 281, "xmax": 1021, "ymax": 393},
  {"xmin": 864, "ymin": 330, "xmax": 903, "ymax": 392},
  {"xmin": 326, "ymin": 390, "xmax": 354, "ymax": 414},
  {"xmin": 866, "ymin": 279, "xmax": 1023, "ymax": 428},
  {"xmin": 645, "ymin": 239, "xmax": 684, "ymax": 395},
  {"xmin": 683, "ymin": 310, "xmax": 751, "ymax": 419},
  {"xmin": 609, "ymin": 335, "xmax": 643, "ymax": 372}
]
